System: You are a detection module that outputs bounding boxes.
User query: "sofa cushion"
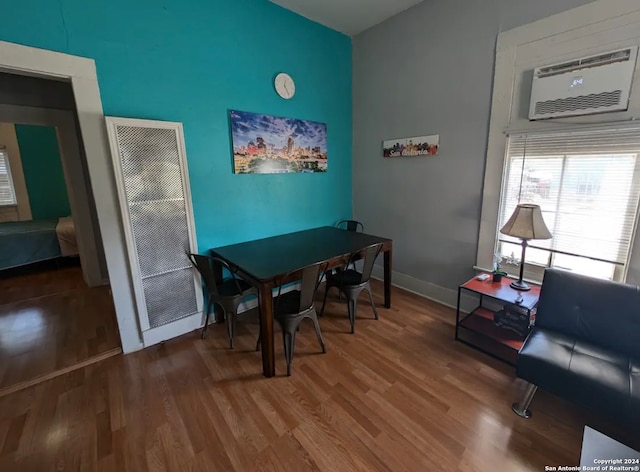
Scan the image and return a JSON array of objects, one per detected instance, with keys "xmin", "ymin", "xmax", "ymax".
[
  {"xmin": 517, "ymin": 329, "xmax": 575, "ymax": 387},
  {"xmin": 518, "ymin": 328, "xmax": 640, "ymax": 424},
  {"xmin": 536, "ymin": 269, "xmax": 640, "ymax": 359}
]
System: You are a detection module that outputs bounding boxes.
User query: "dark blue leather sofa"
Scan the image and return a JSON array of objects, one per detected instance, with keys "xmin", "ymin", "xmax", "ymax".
[{"xmin": 512, "ymin": 268, "xmax": 640, "ymax": 425}]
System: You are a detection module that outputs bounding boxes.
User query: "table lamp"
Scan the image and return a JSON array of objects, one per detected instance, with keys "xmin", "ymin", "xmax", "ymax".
[{"xmin": 499, "ymin": 203, "xmax": 552, "ymax": 291}]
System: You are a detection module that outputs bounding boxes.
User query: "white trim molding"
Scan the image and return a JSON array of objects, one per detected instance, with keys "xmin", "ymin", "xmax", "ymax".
[
  {"xmin": 0, "ymin": 105, "xmax": 106, "ymax": 287},
  {"xmin": 477, "ymin": 0, "xmax": 640, "ymax": 285},
  {"xmin": 143, "ymin": 283, "xmax": 300, "ymax": 348},
  {"xmin": 371, "ymin": 265, "xmax": 477, "ymax": 314},
  {"xmin": 0, "ymin": 40, "xmax": 143, "ymax": 353}
]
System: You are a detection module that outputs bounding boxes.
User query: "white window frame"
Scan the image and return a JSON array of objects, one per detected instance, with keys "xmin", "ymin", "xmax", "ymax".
[
  {"xmin": 0, "ymin": 123, "xmax": 31, "ymax": 221},
  {"xmin": 494, "ymin": 133, "xmax": 640, "ymax": 282},
  {"xmin": 476, "ymin": 0, "xmax": 640, "ymax": 286},
  {"xmin": 0, "ymin": 145, "xmax": 18, "ymax": 206}
]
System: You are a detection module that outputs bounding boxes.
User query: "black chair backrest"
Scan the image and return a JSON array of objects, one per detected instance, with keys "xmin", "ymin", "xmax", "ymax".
[
  {"xmin": 348, "ymin": 243, "xmax": 383, "ymax": 284},
  {"xmin": 276, "ymin": 261, "xmax": 327, "ymax": 313},
  {"xmin": 337, "ymin": 219, "xmax": 364, "ymax": 232},
  {"xmin": 187, "ymin": 253, "xmax": 243, "ymax": 297}
]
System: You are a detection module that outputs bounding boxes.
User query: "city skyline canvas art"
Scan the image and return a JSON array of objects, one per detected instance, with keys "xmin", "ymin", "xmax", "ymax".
[
  {"xmin": 382, "ymin": 134, "xmax": 439, "ymax": 158},
  {"xmin": 230, "ymin": 110, "xmax": 328, "ymax": 174}
]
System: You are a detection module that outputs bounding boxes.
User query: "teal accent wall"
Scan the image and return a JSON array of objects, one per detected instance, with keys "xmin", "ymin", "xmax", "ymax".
[
  {"xmin": 15, "ymin": 124, "xmax": 71, "ymax": 220},
  {"xmin": 0, "ymin": 0, "xmax": 352, "ymax": 249}
]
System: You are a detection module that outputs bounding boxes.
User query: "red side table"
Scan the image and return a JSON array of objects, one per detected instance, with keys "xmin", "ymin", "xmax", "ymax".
[{"xmin": 455, "ymin": 274, "xmax": 541, "ymax": 364}]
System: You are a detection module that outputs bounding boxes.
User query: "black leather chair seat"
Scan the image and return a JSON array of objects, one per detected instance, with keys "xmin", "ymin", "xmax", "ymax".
[
  {"xmin": 519, "ymin": 328, "xmax": 640, "ymax": 423},
  {"xmin": 274, "ymin": 290, "xmax": 302, "ymax": 317},
  {"xmin": 328, "ymin": 269, "xmax": 362, "ymax": 286},
  {"xmin": 217, "ymin": 278, "xmax": 253, "ymax": 297}
]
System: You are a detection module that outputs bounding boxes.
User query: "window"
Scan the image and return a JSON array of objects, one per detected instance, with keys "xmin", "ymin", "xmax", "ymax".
[
  {"xmin": 497, "ymin": 127, "xmax": 640, "ymax": 282},
  {"xmin": 0, "ymin": 147, "xmax": 17, "ymax": 206}
]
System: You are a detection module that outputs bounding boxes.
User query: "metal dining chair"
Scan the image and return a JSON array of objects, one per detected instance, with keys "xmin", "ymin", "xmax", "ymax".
[
  {"xmin": 320, "ymin": 243, "xmax": 383, "ymax": 333},
  {"xmin": 187, "ymin": 253, "xmax": 258, "ymax": 348},
  {"xmin": 335, "ymin": 220, "xmax": 365, "ymax": 275},
  {"xmin": 336, "ymin": 219, "xmax": 364, "ymax": 233},
  {"xmin": 256, "ymin": 261, "xmax": 327, "ymax": 376}
]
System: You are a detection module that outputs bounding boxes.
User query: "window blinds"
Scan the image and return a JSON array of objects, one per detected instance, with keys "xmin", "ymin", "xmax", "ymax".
[
  {"xmin": 0, "ymin": 147, "xmax": 17, "ymax": 206},
  {"xmin": 499, "ymin": 127, "xmax": 640, "ymax": 267}
]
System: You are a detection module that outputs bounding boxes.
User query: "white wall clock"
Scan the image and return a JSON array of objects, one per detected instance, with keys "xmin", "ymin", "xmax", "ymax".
[{"xmin": 274, "ymin": 73, "xmax": 295, "ymax": 99}]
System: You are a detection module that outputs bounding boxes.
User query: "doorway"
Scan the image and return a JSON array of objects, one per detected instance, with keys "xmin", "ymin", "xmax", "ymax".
[
  {"xmin": 0, "ymin": 75, "xmax": 122, "ymax": 394},
  {"xmin": 0, "ymin": 39, "xmax": 143, "ymax": 358}
]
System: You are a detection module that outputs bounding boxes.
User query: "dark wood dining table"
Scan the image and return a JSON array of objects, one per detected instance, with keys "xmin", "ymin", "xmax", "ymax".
[{"xmin": 210, "ymin": 226, "xmax": 393, "ymax": 377}]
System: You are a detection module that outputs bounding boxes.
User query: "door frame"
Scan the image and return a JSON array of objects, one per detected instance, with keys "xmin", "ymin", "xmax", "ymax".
[
  {"xmin": 0, "ymin": 40, "xmax": 143, "ymax": 353},
  {"xmin": 0, "ymin": 104, "xmax": 106, "ymax": 287}
]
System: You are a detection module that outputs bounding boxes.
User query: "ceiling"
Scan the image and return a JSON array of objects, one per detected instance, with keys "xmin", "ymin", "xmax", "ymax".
[{"xmin": 268, "ymin": 0, "xmax": 425, "ymax": 36}]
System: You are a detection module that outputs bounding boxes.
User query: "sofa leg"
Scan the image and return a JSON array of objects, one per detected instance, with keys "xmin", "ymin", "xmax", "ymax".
[{"xmin": 512, "ymin": 384, "xmax": 538, "ymax": 419}]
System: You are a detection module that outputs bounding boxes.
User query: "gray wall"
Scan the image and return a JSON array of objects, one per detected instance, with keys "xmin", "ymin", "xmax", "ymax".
[{"xmin": 352, "ymin": 0, "xmax": 595, "ymax": 297}]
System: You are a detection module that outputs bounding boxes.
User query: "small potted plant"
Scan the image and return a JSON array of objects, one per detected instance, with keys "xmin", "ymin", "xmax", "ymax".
[{"xmin": 492, "ymin": 254, "xmax": 508, "ymax": 283}]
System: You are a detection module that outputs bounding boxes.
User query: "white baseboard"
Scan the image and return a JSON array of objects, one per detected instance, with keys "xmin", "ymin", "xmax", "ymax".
[
  {"xmin": 141, "ymin": 282, "xmax": 303, "ymax": 348},
  {"xmin": 371, "ymin": 265, "xmax": 477, "ymax": 314},
  {"xmin": 235, "ymin": 281, "xmax": 301, "ymax": 314},
  {"xmin": 141, "ymin": 267, "xmax": 484, "ymax": 348},
  {"xmin": 142, "ymin": 312, "xmax": 204, "ymax": 347},
  {"xmin": 141, "ymin": 269, "xmax": 481, "ymax": 348},
  {"xmin": 236, "ymin": 298, "xmax": 258, "ymax": 314}
]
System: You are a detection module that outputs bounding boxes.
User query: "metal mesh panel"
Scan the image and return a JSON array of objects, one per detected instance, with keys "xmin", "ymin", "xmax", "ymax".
[
  {"xmin": 114, "ymin": 123, "xmax": 197, "ymax": 329},
  {"xmin": 129, "ymin": 201, "xmax": 190, "ymax": 277},
  {"xmin": 116, "ymin": 126, "xmax": 185, "ymax": 203},
  {"xmin": 143, "ymin": 269, "xmax": 198, "ymax": 328}
]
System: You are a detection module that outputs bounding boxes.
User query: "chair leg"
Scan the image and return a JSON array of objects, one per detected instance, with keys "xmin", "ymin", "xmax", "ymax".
[
  {"xmin": 512, "ymin": 383, "xmax": 538, "ymax": 419},
  {"xmin": 347, "ymin": 297, "xmax": 357, "ymax": 334},
  {"xmin": 255, "ymin": 306, "xmax": 262, "ymax": 351},
  {"xmin": 201, "ymin": 300, "xmax": 213, "ymax": 339},
  {"xmin": 226, "ymin": 309, "xmax": 237, "ymax": 349},
  {"xmin": 366, "ymin": 285, "xmax": 379, "ymax": 320},
  {"xmin": 283, "ymin": 331, "xmax": 296, "ymax": 376},
  {"xmin": 320, "ymin": 283, "xmax": 330, "ymax": 316},
  {"xmin": 311, "ymin": 315, "xmax": 326, "ymax": 353}
]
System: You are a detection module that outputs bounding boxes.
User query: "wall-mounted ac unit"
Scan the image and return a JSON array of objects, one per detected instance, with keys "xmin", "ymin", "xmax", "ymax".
[{"xmin": 529, "ymin": 47, "xmax": 638, "ymax": 120}]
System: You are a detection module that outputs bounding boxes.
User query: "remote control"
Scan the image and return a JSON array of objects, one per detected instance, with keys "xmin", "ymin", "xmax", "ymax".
[{"xmin": 476, "ymin": 274, "xmax": 490, "ymax": 281}]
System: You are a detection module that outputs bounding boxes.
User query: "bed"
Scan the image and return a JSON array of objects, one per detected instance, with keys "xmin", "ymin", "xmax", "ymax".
[{"xmin": 0, "ymin": 217, "xmax": 78, "ymax": 271}]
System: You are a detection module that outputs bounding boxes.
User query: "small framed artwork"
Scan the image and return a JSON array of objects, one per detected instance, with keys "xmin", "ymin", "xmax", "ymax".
[{"xmin": 383, "ymin": 134, "xmax": 439, "ymax": 158}]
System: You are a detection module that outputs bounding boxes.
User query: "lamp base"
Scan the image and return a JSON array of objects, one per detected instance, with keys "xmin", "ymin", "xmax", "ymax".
[{"xmin": 510, "ymin": 279, "xmax": 531, "ymax": 291}]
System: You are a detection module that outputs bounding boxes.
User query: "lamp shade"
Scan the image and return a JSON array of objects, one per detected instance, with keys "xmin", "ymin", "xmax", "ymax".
[{"xmin": 500, "ymin": 203, "xmax": 552, "ymax": 240}]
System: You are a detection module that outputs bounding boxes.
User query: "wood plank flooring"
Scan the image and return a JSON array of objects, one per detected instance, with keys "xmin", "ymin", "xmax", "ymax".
[
  {"xmin": 0, "ymin": 265, "xmax": 121, "ymax": 392},
  {"xmin": 0, "ymin": 281, "xmax": 636, "ymax": 471}
]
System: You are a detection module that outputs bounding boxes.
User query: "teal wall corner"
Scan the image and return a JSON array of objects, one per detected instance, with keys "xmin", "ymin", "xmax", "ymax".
[
  {"xmin": 14, "ymin": 124, "xmax": 70, "ymax": 220},
  {"xmin": 0, "ymin": 0, "xmax": 353, "ymax": 250}
]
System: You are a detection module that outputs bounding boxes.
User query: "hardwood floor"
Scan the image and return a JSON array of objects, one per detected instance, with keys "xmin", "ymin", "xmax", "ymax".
[
  {"xmin": 0, "ymin": 265, "xmax": 121, "ymax": 393},
  {"xmin": 0, "ymin": 281, "xmax": 635, "ymax": 471}
]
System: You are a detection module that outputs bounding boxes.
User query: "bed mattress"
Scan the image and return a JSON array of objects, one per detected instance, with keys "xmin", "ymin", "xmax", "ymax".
[{"xmin": 0, "ymin": 219, "xmax": 61, "ymax": 270}]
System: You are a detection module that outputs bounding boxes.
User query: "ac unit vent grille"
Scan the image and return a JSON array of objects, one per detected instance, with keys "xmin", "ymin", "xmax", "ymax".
[
  {"xmin": 534, "ymin": 90, "xmax": 622, "ymax": 116},
  {"xmin": 537, "ymin": 49, "xmax": 632, "ymax": 78}
]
